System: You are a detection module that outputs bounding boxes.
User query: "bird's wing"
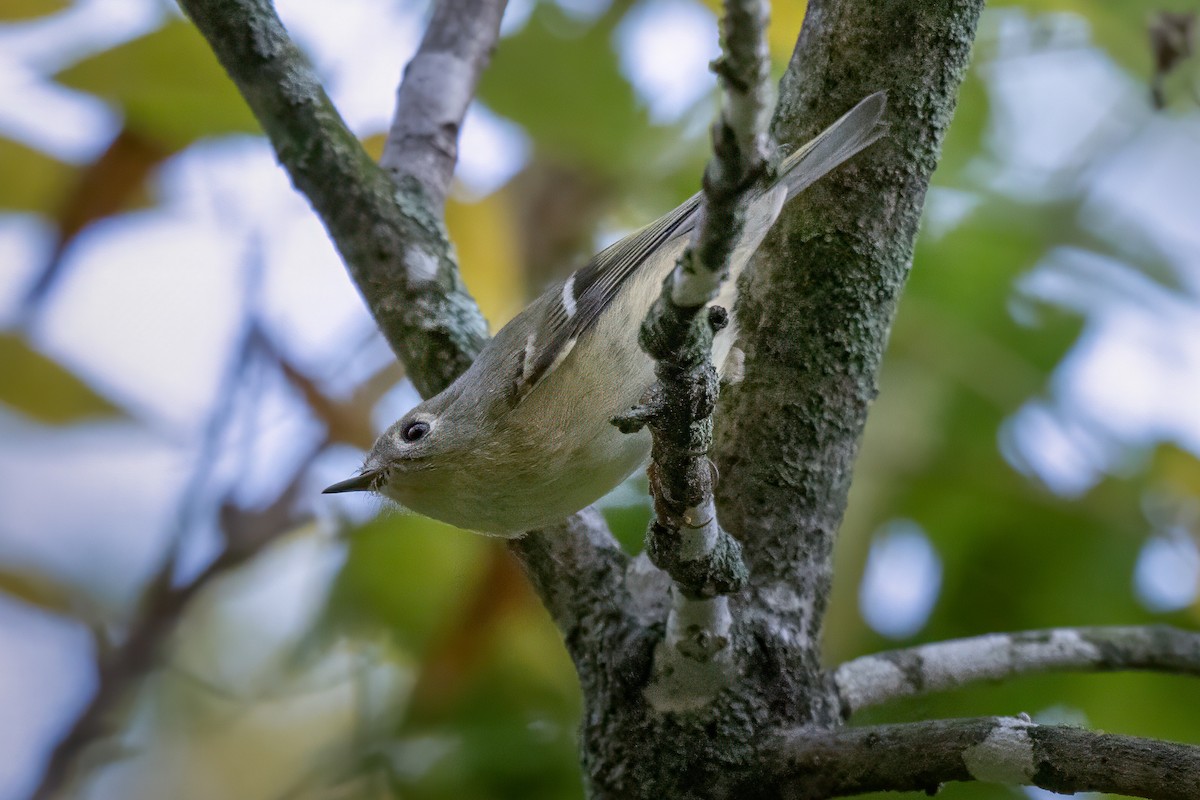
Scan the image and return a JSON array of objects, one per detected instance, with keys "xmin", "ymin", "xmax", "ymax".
[
  {"xmin": 513, "ymin": 193, "xmax": 702, "ymax": 402},
  {"xmin": 510, "ymin": 91, "xmax": 889, "ymax": 403}
]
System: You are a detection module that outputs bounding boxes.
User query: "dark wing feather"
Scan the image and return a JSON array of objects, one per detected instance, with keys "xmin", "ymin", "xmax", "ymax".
[
  {"xmin": 513, "ymin": 193, "xmax": 702, "ymax": 401},
  {"xmin": 511, "ymin": 91, "xmax": 888, "ymax": 403}
]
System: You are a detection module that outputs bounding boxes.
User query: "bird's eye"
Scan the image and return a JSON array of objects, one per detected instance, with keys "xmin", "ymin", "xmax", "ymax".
[{"xmin": 401, "ymin": 420, "xmax": 430, "ymax": 442}]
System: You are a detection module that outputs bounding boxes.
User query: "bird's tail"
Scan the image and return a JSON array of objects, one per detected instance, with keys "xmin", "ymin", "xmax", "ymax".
[{"xmin": 775, "ymin": 91, "xmax": 887, "ymax": 201}]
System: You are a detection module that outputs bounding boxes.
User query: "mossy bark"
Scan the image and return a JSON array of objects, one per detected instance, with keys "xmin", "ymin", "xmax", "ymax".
[{"xmin": 181, "ymin": 0, "xmax": 489, "ymax": 397}]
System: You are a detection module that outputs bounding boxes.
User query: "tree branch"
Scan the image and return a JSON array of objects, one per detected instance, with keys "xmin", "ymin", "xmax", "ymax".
[
  {"xmin": 711, "ymin": 0, "xmax": 770, "ymax": 171},
  {"xmin": 509, "ymin": 508, "xmax": 634, "ymax": 666},
  {"xmin": 833, "ymin": 625, "xmax": 1200, "ymax": 716},
  {"xmin": 379, "ymin": 0, "xmax": 508, "ymax": 211},
  {"xmin": 770, "ymin": 716, "xmax": 1200, "ymax": 800},
  {"xmin": 612, "ymin": 0, "xmax": 772, "ymax": 710},
  {"xmin": 178, "ymin": 0, "xmax": 488, "ymax": 398},
  {"xmin": 664, "ymin": 0, "xmax": 771, "ymax": 310},
  {"xmin": 570, "ymin": 1, "xmax": 991, "ymax": 793},
  {"xmin": 621, "ymin": 0, "xmax": 773, "ymax": 595}
]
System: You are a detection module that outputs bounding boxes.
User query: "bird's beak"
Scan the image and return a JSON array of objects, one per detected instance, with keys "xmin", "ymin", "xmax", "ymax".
[{"xmin": 322, "ymin": 469, "xmax": 383, "ymax": 495}]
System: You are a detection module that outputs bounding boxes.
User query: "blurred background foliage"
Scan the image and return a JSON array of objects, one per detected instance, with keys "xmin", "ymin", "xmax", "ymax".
[{"xmin": 1, "ymin": 0, "xmax": 1199, "ymax": 798}]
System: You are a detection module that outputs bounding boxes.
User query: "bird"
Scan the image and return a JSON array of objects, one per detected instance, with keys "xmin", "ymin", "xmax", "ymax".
[{"xmin": 324, "ymin": 93, "xmax": 887, "ymax": 536}]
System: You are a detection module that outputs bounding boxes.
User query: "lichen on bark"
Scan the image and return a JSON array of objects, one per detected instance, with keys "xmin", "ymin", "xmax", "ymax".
[{"xmin": 714, "ymin": 0, "xmax": 985, "ymax": 674}]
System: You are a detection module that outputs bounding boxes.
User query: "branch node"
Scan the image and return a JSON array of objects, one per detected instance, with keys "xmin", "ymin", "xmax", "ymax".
[
  {"xmin": 646, "ymin": 515, "xmax": 748, "ymax": 599},
  {"xmin": 709, "ymin": 55, "xmax": 750, "ymax": 93},
  {"xmin": 611, "ymin": 385, "xmax": 665, "ymax": 434},
  {"xmin": 708, "ymin": 304, "xmax": 729, "ymax": 333}
]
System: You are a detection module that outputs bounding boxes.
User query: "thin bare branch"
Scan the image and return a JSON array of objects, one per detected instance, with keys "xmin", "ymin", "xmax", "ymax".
[
  {"xmin": 672, "ymin": 0, "xmax": 771, "ymax": 308},
  {"xmin": 30, "ymin": 269, "xmax": 284, "ymax": 799},
  {"xmin": 833, "ymin": 625, "xmax": 1200, "ymax": 716},
  {"xmin": 380, "ymin": 0, "xmax": 508, "ymax": 211},
  {"xmin": 614, "ymin": 0, "xmax": 772, "ymax": 709},
  {"xmin": 713, "ymin": 0, "xmax": 771, "ymax": 169},
  {"xmin": 771, "ymin": 716, "xmax": 1200, "ymax": 800}
]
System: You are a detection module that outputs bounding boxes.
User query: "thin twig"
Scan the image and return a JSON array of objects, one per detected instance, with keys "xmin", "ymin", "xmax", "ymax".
[
  {"xmin": 30, "ymin": 246, "xmax": 281, "ymax": 799},
  {"xmin": 771, "ymin": 715, "xmax": 1200, "ymax": 800},
  {"xmin": 616, "ymin": 0, "xmax": 771, "ymax": 710},
  {"xmin": 673, "ymin": 0, "xmax": 771, "ymax": 307},
  {"xmin": 29, "ymin": 475, "xmax": 312, "ymax": 800},
  {"xmin": 380, "ymin": 0, "xmax": 509, "ymax": 211},
  {"xmin": 833, "ymin": 624, "xmax": 1200, "ymax": 717},
  {"xmin": 34, "ymin": 296, "xmax": 327, "ymax": 796},
  {"xmin": 639, "ymin": 0, "xmax": 771, "ymax": 581}
]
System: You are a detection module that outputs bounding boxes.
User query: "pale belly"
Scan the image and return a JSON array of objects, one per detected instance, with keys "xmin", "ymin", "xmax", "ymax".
[
  {"xmin": 483, "ymin": 425, "xmax": 652, "ymax": 535},
  {"xmin": 414, "ymin": 308, "xmax": 738, "ymax": 535},
  {"xmin": 406, "ymin": 416, "xmax": 652, "ymax": 536}
]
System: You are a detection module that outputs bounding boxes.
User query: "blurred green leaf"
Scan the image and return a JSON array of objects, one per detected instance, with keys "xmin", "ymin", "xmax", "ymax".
[
  {"xmin": 479, "ymin": 4, "xmax": 646, "ymax": 172},
  {"xmin": 1151, "ymin": 445, "xmax": 1200, "ymax": 500},
  {"xmin": 395, "ymin": 604, "xmax": 583, "ymax": 800},
  {"xmin": 601, "ymin": 500, "xmax": 650, "ymax": 554},
  {"xmin": 0, "ymin": 0, "xmax": 69, "ymax": 21},
  {"xmin": 991, "ymin": 0, "xmax": 1195, "ymax": 76},
  {"xmin": 329, "ymin": 515, "xmax": 489, "ymax": 653},
  {"xmin": 55, "ymin": 19, "xmax": 260, "ymax": 150},
  {"xmin": 0, "ymin": 332, "xmax": 124, "ymax": 423},
  {"xmin": 326, "ymin": 531, "xmax": 584, "ymax": 799}
]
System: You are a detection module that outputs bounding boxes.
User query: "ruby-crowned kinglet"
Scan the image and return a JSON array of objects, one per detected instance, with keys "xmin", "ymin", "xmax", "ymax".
[{"xmin": 324, "ymin": 92, "xmax": 886, "ymax": 535}]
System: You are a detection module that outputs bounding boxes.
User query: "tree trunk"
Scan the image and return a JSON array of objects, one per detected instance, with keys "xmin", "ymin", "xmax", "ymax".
[{"xmin": 566, "ymin": 0, "xmax": 984, "ymax": 796}]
